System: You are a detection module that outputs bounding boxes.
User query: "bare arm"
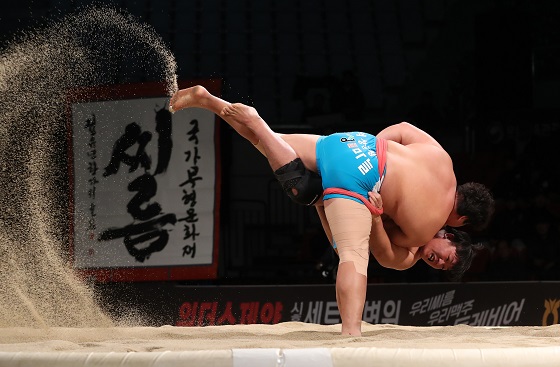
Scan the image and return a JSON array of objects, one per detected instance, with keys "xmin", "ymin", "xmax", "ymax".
[
  {"xmin": 367, "ymin": 192, "xmax": 418, "ymax": 269},
  {"xmin": 384, "ymin": 223, "xmax": 424, "ymax": 248},
  {"xmin": 369, "ymin": 217, "xmax": 418, "ymax": 270},
  {"xmin": 376, "ymin": 122, "xmax": 443, "ymax": 148}
]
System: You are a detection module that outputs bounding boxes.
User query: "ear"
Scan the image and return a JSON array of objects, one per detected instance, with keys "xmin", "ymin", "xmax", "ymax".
[
  {"xmin": 435, "ymin": 229, "xmax": 447, "ymax": 238},
  {"xmin": 458, "ymin": 215, "xmax": 468, "ymax": 226}
]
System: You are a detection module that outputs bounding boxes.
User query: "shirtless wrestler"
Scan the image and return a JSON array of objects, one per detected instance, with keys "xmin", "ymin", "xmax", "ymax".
[{"xmin": 169, "ymin": 85, "xmax": 494, "ymax": 336}]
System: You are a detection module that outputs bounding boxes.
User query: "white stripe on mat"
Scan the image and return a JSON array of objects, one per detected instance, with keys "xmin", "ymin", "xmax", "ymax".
[{"xmin": 1, "ymin": 347, "xmax": 559, "ymax": 367}]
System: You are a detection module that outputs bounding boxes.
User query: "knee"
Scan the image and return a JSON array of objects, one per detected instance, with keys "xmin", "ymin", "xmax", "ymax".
[
  {"xmin": 274, "ymin": 158, "xmax": 322, "ymax": 206},
  {"xmin": 338, "ymin": 247, "xmax": 369, "ymax": 276}
]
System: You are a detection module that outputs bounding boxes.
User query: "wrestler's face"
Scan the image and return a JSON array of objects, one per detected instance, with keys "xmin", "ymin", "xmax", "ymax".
[{"xmin": 420, "ymin": 233, "xmax": 458, "ymax": 271}]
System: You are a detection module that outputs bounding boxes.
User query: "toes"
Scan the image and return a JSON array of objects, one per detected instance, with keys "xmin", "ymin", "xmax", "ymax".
[{"xmin": 221, "ymin": 104, "xmax": 235, "ymax": 116}]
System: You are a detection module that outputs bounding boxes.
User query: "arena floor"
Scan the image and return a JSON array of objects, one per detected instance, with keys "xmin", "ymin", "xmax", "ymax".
[{"xmin": 1, "ymin": 322, "xmax": 560, "ymax": 366}]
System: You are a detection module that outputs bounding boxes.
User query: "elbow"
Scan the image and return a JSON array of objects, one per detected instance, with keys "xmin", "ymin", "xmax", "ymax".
[
  {"xmin": 373, "ymin": 250, "xmax": 412, "ymax": 271},
  {"xmin": 390, "ymin": 263, "xmax": 412, "ymax": 271},
  {"xmin": 373, "ymin": 250, "xmax": 398, "ymax": 269},
  {"xmin": 375, "ymin": 255, "xmax": 392, "ymax": 268},
  {"xmin": 377, "ymin": 257, "xmax": 408, "ymax": 270},
  {"xmin": 398, "ymin": 121, "xmax": 414, "ymax": 129}
]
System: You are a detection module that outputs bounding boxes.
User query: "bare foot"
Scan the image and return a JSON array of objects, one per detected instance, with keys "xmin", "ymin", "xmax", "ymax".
[
  {"xmin": 221, "ymin": 103, "xmax": 263, "ymax": 130},
  {"xmin": 169, "ymin": 85, "xmax": 212, "ymax": 113}
]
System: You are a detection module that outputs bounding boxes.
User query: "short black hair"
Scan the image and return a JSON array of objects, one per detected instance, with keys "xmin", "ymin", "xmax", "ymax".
[
  {"xmin": 456, "ymin": 182, "xmax": 495, "ymax": 231},
  {"xmin": 446, "ymin": 227, "xmax": 484, "ymax": 281}
]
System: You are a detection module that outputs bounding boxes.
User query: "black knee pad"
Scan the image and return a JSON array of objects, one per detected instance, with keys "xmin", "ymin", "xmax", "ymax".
[{"xmin": 274, "ymin": 158, "xmax": 322, "ymax": 206}]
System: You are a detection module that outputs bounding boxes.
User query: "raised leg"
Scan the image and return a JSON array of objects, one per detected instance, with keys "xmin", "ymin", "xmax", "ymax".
[
  {"xmin": 221, "ymin": 103, "xmax": 297, "ymax": 170},
  {"xmin": 169, "ymin": 85, "xmax": 259, "ymax": 146},
  {"xmin": 170, "ymin": 85, "xmax": 297, "ymax": 171}
]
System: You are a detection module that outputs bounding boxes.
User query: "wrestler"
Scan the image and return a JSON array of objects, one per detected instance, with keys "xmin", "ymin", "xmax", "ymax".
[
  {"xmin": 169, "ymin": 85, "xmax": 494, "ymax": 336},
  {"xmin": 365, "ymin": 191, "xmax": 476, "ymax": 278}
]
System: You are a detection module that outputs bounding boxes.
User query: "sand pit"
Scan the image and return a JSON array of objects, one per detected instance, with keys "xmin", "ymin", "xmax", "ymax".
[
  {"xmin": 2, "ymin": 322, "xmax": 560, "ymax": 351},
  {"xmin": 1, "ymin": 322, "xmax": 560, "ymax": 366}
]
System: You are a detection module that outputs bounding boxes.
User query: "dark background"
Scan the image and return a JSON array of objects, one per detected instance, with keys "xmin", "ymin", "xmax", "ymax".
[{"xmin": 2, "ymin": 0, "xmax": 560, "ymax": 285}]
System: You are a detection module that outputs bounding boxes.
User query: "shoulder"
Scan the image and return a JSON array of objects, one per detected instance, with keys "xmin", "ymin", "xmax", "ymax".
[{"xmin": 407, "ymin": 143, "xmax": 453, "ymax": 166}]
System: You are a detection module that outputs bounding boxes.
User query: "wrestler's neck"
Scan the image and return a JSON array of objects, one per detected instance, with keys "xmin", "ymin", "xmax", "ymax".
[{"xmin": 445, "ymin": 194, "xmax": 467, "ymax": 227}]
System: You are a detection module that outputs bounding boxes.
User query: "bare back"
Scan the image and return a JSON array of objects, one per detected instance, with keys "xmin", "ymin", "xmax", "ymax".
[
  {"xmin": 281, "ymin": 131, "xmax": 455, "ymax": 248},
  {"xmin": 380, "ymin": 140, "xmax": 456, "ymax": 247}
]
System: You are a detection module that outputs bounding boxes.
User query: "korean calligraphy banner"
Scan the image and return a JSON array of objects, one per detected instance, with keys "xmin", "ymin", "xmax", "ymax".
[{"xmin": 68, "ymin": 80, "xmax": 221, "ymax": 282}]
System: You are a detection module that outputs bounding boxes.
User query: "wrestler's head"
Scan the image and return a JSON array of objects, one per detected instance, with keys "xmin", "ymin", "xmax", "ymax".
[
  {"xmin": 420, "ymin": 227, "xmax": 481, "ymax": 281},
  {"xmin": 447, "ymin": 182, "xmax": 495, "ymax": 230}
]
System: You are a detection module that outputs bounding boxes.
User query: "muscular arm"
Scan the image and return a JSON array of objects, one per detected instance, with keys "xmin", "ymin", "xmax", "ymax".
[
  {"xmin": 384, "ymin": 222, "xmax": 425, "ymax": 248},
  {"xmin": 376, "ymin": 122, "xmax": 443, "ymax": 148},
  {"xmin": 369, "ymin": 217, "xmax": 418, "ymax": 270}
]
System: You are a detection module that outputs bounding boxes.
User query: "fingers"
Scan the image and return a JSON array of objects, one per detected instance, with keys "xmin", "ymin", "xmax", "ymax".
[
  {"xmin": 221, "ymin": 103, "xmax": 234, "ymax": 116},
  {"xmin": 368, "ymin": 191, "xmax": 383, "ymax": 210}
]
